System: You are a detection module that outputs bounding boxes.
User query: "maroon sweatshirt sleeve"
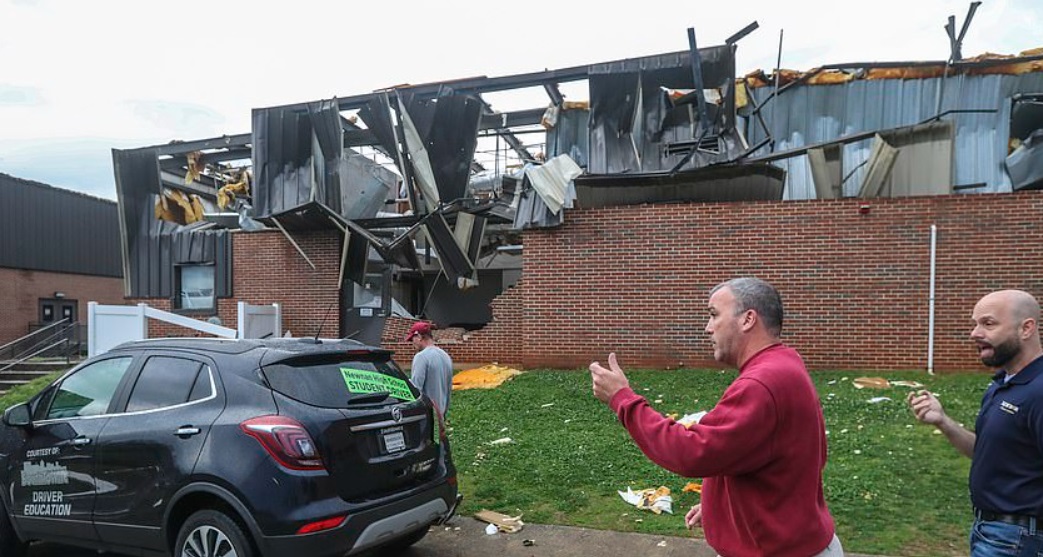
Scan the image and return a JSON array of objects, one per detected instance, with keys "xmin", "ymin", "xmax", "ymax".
[{"xmin": 609, "ymin": 377, "xmax": 778, "ymax": 478}]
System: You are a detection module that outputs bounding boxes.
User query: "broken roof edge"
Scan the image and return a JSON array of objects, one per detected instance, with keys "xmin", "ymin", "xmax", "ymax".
[
  {"xmin": 744, "ymin": 49, "xmax": 1043, "ymax": 89},
  {"xmin": 251, "ymin": 48, "xmax": 700, "ymax": 115}
]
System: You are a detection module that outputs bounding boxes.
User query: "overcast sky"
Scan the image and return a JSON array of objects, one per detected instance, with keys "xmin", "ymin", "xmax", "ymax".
[{"xmin": 1, "ymin": 0, "xmax": 1040, "ymax": 200}]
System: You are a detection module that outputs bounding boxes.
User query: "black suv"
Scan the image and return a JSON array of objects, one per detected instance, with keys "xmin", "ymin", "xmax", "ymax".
[{"xmin": 0, "ymin": 337, "xmax": 458, "ymax": 557}]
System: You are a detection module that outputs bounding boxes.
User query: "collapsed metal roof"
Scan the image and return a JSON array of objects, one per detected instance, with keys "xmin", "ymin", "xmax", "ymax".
[
  {"xmin": 113, "ymin": 24, "xmax": 781, "ymax": 297},
  {"xmin": 111, "ymin": 9, "xmax": 1043, "ymax": 298}
]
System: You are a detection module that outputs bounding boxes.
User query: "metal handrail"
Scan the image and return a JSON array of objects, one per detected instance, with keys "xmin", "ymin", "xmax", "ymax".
[
  {"xmin": 0, "ymin": 340, "xmax": 69, "ymax": 374},
  {"xmin": 0, "ymin": 318, "xmax": 70, "ymax": 361},
  {"xmin": 0, "ymin": 321, "xmax": 83, "ymax": 375}
]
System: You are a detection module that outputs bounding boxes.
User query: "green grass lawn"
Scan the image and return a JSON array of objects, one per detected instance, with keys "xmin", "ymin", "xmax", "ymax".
[
  {"xmin": 450, "ymin": 368, "xmax": 988, "ymax": 556},
  {"xmin": 0, "ymin": 368, "xmax": 983, "ymax": 555}
]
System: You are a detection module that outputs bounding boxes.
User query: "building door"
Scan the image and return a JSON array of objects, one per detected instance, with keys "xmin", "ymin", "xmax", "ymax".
[{"xmin": 39, "ymin": 299, "xmax": 78, "ymax": 326}]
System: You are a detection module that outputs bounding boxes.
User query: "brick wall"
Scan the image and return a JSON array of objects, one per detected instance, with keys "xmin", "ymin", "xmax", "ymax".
[
  {"xmin": 522, "ymin": 192, "xmax": 1043, "ymax": 372},
  {"xmin": 383, "ymin": 283, "xmax": 524, "ymax": 368},
  {"xmin": 134, "ymin": 229, "xmax": 341, "ymax": 339},
  {"xmin": 128, "ymin": 192, "xmax": 1043, "ymax": 372},
  {"xmin": 0, "ymin": 267, "xmax": 124, "ymax": 345}
]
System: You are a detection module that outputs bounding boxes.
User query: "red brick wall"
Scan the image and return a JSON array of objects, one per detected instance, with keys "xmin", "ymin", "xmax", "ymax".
[
  {"xmin": 134, "ymin": 229, "xmax": 341, "ymax": 339},
  {"xmin": 0, "ymin": 268, "xmax": 124, "ymax": 345},
  {"xmin": 128, "ymin": 192, "xmax": 1043, "ymax": 372},
  {"xmin": 383, "ymin": 283, "xmax": 524, "ymax": 367},
  {"xmin": 522, "ymin": 192, "xmax": 1043, "ymax": 372}
]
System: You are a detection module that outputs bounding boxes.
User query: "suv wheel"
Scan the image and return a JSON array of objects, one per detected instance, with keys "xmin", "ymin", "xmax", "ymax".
[{"xmin": 176, "ymin": 510, "xmax": 254, "ymax": 557}]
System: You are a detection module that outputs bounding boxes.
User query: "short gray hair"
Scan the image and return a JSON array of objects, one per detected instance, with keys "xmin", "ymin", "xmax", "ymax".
[{"xmin": 711, "ymin": 277, "xmax": 784, "ymax": 336}]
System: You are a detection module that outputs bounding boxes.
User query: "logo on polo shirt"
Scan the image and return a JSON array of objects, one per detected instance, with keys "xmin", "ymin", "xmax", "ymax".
[{"xmin": 1000, "ymin": 400, "xmax": 1020, "ymax": 415}]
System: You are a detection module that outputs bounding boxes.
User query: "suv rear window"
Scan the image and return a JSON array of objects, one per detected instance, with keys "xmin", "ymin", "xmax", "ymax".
[{"xmin": 262, "ymin": 355, "xmax": 419, "ymax": 408}]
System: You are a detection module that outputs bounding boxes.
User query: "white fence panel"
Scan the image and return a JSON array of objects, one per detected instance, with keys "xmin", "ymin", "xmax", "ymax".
[
  {"xmin": 238, "ymin": 302, "xmax": 281, "ymax": 340},
  {"xmin": 88, "ymin": 301, "xmax": 284, "ymax": 357},
  {"xmin": 88, "ymin": 302, "xmax": 149, "ymax": 358}
]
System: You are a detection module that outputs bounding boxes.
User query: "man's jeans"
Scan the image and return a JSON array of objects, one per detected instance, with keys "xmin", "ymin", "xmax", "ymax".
[{"xmin": 971, "ymin": 517, "xmax": 1043, "ymax": 557}]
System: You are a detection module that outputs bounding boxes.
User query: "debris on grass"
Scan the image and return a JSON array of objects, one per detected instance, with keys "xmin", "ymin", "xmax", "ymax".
[
  {"xmin": 853, "ymin": 377, "xmax": 890, "ymax": 389},
  {"xmin": 866, "ymin": 396, "xmax": 892, "ymax": 404},
  {"xmin": 682, "ymin": 481, "xmax": 702, "ymax": 494},
  {"xmin": 475, "ymin": 509, "xmax": 525, "ymax": 533},
  {"xmin": 487, "ymin": 437, "xmax": 513, "ymax": 446},
  {"xmin": 618, "ymin": 486, "xmax": 673, "ymax": 515},
  {"xmin": 452, "ymin": 365, "xmax": 523, "ymax": 391}
]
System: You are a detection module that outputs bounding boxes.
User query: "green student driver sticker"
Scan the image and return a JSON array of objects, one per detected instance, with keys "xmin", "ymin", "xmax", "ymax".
[{"xmin": 340, "ymin": 368, "xmax": 415, "ymax": 401}]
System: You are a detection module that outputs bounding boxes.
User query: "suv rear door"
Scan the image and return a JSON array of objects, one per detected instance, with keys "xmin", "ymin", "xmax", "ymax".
[
  {"xmin": 92, "ymin": 352, "xmax": 224, "ymax": 551},
  {"xmin": 7, "ymin": 355, "xmax": 136, "ymax": 544},
  {"xmin": 261, "ymin": 353, "xmax": 441, "ymax": 501}
]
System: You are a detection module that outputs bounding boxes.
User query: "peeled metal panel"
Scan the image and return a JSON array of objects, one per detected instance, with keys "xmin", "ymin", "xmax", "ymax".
[
  {"xmin": 423, "ymin": 213, "xmax": 474, "ymax": 285},
  {"xmin": 466, "ymin": 215, "xmax": 486, "ymax": 262},
  {"xmin": 425, "ymin": 94, "xmax": 482, "ymax": 204},
  {"xmin": 588, "ymin": 47, "xmax": 738, "ymax": 175},
  {"xmin": 398, "ymin": 97, "xmax": 440, "ymax": 212},
  {"xmin": 399, "ymin": 94, "xmax": 482, "ymax": 206},
  {"xmin": 340, "ymin": 152, "xmax": 396, "ymax": 220},
  {"xmin": 884, "ymin": 122, "xmax": 953, "ymax": 196},
  {"xmin": 546, "ymin": 108, "xmax": 590, "ymax": 168},
  {"xmin": 588, "ymin": 73, "xmax": 640, "ymax": 174},
  {"xmin": 358, "ymin": 96, "xmax": 400, "ymax": 158},
  {"xmin": 252, "ymin": 107, "xmax": 312, "ymax": 218},
  {"xmin": 307, "ymin": 99, "xmax": 344, "ymax": 215}
]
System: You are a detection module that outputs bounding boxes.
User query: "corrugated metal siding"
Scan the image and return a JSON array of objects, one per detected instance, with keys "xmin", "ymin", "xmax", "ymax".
[
  {"xmin": 128, "ymin": 213, "xmax": 231, "ymax": 299},
  {"xmin": 113, "ymin": 148, "xmax": 232, "ymax": 299},
  {"xmin": 746, "ymin": 73, "xmax": 1043, "ymax": 198},
  {"xmin": 0, "ymin": 173, "xmax": 121, "ymax": 276}
]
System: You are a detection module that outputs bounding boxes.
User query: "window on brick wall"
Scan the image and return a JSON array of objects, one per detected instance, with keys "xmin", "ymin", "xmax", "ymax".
[{"xmin": 174, "ymin": 264, "xmax": 215, "ymax": 312}]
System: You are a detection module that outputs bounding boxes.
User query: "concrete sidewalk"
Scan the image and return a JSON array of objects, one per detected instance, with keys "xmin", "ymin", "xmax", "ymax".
[{"xmin": 407, "ymin": 517, "xmax": 884, "ymax": 557}]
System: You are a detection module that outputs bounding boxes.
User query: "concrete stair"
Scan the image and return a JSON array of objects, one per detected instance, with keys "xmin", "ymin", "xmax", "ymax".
[{"xmin": 0, "ymin": 359, "xmax": 76, "ymax": 396}]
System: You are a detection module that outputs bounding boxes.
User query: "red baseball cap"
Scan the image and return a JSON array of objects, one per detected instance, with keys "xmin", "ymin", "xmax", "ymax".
[{"xmin": 405, "ymin": 321, "xmax": 433, "ymax": 341}]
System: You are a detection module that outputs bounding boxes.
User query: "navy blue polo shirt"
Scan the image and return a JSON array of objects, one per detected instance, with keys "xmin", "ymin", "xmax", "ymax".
[{"xmin": 969, "ymin": 355, "xmax": 1043, "ymax": 516}]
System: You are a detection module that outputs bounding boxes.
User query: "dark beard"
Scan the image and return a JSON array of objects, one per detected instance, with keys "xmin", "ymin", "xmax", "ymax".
[{"xmin": 981, "ymin": 337, "xmax": 1021, "ymax": 368}]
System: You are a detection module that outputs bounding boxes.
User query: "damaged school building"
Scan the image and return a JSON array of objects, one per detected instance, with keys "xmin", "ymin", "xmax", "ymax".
[{"xmin": 113, "ymin": 19, "xmax": 1043, "ymax": 372}]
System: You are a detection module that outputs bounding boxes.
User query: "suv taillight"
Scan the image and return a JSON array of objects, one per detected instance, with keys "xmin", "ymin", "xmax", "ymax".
[{"xmin": 240, "ymin": 416, "xmax": 325, "ymax": 471}]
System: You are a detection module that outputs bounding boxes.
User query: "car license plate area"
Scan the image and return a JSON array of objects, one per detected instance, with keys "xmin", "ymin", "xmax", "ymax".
[{"xmin": 381, "ymin": 427, "xmax": 406, "ymax": 453}]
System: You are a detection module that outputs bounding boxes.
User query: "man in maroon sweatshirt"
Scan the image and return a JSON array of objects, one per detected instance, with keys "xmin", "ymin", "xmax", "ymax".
[{"xmin": 590, "ymin": 277, "xmax": 841, "ymax": 557}]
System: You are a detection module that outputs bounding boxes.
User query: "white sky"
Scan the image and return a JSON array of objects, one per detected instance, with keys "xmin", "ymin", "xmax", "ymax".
[{"xmin": 1, "ymin": 0, "xmax": 1040, "ymax": 199}]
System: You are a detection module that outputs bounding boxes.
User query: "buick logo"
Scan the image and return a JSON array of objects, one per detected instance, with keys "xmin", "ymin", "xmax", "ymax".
[{"xmin": 391, "ymin": 407, "xmax": 403, "ymax": 423}]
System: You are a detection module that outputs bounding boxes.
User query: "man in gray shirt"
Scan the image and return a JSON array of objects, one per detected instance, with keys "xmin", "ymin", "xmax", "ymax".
[{"xmin": 406, "ymin": 321, "xmax": 453, "ymax": 420}]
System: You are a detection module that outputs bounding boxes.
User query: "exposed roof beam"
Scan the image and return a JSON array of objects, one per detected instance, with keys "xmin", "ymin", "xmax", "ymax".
[
  {"xmin": 257, "ymin": 50, "xmax": 690, "ymax": 114},
  {"xmin": 543, "ymin": 83, "xmax": 564, "ymax": 106},
  {"xmin": 152, "ymin": 134, "xmax": 251, "ymax": 156},
  {"xmin": 159, "ymin": 170, "xmax": 219, "ymax": 199},
  {"xmin": 159, "ymin": 147, "xmax": 253, "ymax": 170},
  {"xmin": 478, "ymin": 98, "xmax": 536, "ymax": 163}
]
